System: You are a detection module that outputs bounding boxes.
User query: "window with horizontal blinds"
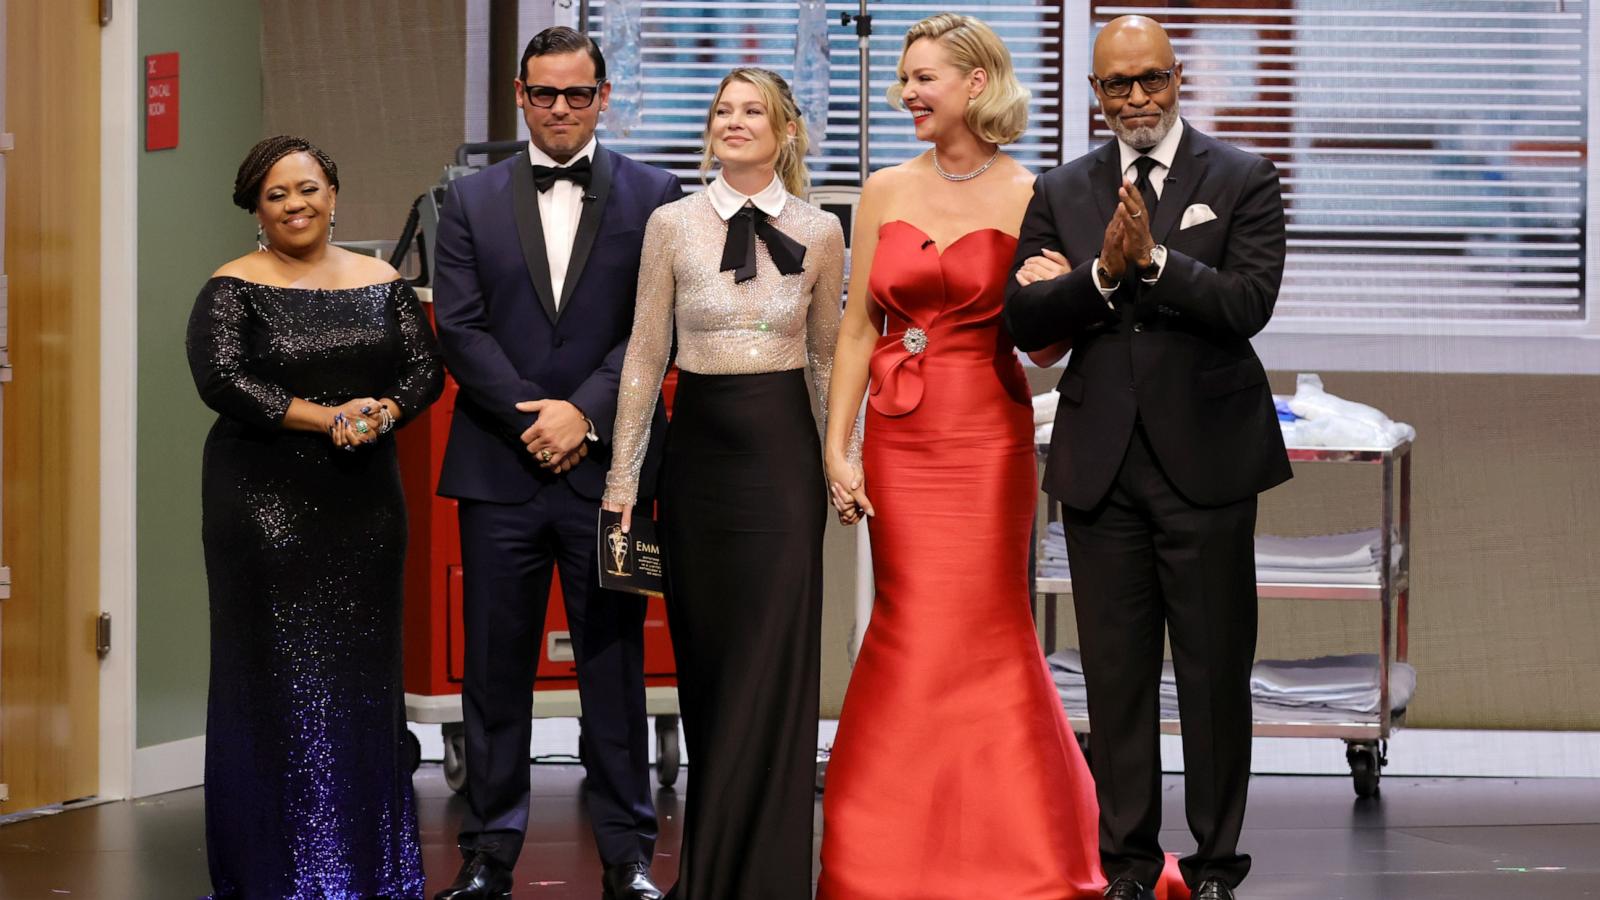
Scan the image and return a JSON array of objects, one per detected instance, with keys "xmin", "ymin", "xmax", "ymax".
[
  {"xmin": 587, "ymin": 0, "xmax": 1068, "ymax": 187},
  {"xmin": 1094, "ymin": 1, "xmax": 1590, "ymax": 328}
]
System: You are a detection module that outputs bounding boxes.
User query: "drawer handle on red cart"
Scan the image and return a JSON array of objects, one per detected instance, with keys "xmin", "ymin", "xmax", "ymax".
[{"xmin": 547, "ymin": 632, "xmax": 574, "ymax": 662}]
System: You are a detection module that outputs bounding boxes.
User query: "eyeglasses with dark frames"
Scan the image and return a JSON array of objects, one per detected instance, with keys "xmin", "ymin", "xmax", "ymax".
[
  {"xmin": 1095, "ymin": 69, "xmax": 1175, "ymax": 99},
  {"xmin": 523, "ymin": 82, "xmax": 605, "ymax": 109}
]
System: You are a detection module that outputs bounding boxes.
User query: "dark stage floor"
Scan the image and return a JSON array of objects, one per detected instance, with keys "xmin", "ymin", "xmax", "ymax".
[{"xmin": 1, "ymin": 767, "xmax": 1597, "ymax": 899}]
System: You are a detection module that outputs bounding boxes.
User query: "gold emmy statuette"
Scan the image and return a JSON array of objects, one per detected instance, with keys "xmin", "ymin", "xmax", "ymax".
[{"xmin": 606, "ymin": 523, "xmax": 631, "ymax": 576}]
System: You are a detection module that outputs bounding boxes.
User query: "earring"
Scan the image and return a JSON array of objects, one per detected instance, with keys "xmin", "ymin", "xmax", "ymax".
[
  {"xmin": 329, "ymin": 211, "xmax": 336, "ymax": 243},
  {"xmin": 256, "ymin": 225, "xmax": 267, "ymax": 252}
]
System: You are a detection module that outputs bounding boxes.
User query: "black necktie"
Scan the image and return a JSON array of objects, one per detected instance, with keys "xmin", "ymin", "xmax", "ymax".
[
  {"xmin": 720, "ymin": 206, "xmax": 807, "ymax": 284},
  {"xmin": 530, "ymin": 156, "xmax": 593, "ymax": 193},
  {"xmin": 1132, "ymin": 155, "xmax": 1160, "ymax": 219}
]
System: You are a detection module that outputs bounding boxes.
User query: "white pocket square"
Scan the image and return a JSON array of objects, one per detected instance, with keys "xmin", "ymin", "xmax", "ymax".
[{"xmin": 1180, "ymin": 204, "xmax": 1217, "ymax": 230}]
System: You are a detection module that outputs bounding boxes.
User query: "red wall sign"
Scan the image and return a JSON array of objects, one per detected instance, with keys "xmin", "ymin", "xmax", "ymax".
[{"xmin": 145, "ymin": 53, "xmax": 179, "ymax": 151}]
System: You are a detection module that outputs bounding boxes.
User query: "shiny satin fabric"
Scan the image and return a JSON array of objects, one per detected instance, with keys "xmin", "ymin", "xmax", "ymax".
[{"xmin": 818, "ymin": 221, "xmax": 1188, "ymax": 900}]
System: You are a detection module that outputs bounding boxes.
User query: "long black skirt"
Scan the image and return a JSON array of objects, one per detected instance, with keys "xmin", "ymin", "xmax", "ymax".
[{"xmin": 660, "ymin": 369, "xmax": 825, "ymax": 900}]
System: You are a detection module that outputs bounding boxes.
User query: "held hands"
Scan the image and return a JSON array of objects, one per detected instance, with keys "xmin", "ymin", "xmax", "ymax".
[
  {"xmin": 825, "ymin": 451, "xmax": 874, "ymax": 526},
  {"xmin": 516, "ymin": 399, "xmax": 591, "ymax": 474}
]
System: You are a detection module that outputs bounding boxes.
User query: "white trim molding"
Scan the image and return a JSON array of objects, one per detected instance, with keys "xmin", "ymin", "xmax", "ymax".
[
  {"xmin": 98, "ymin": 0, "xmax": 139, "ymax": 804},
  {"xmin": 133, "ymin": 734, "xmax": 205, "ymax": 798},
  {"xmin": 1158, "ymin": 729, "xmax": 1600, "ymax": 779}
]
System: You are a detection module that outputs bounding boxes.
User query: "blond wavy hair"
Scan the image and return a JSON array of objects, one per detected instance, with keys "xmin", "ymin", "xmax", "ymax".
[
  {"xmin": 888, "ymin": 13, "xmax": 1030, "ymax": 145},
  {"xmin": 700, "ymin": 68, "xmax": 811, "ymax": 196}
]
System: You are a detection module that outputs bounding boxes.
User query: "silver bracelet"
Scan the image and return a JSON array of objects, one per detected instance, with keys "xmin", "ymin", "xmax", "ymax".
[{"xmin": 377, "ymin": 403, "xmax": 396, "ymax": 434}]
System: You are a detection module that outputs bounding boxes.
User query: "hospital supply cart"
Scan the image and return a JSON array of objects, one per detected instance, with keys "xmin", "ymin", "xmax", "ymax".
[{"xmin": 1034, "ymin": 438, "xmax": 1413, "ymax": 798}]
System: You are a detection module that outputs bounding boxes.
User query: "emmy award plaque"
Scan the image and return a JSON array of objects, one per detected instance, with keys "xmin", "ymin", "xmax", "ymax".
[{"xmin": 597, "ymin": 509, "xmax": 665, "ymax": 597}]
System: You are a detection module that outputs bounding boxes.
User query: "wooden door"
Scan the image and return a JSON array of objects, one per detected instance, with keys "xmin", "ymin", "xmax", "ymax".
[{"xmin": 0, "ymin": 0, "xmax": 102, "ymax": 812}]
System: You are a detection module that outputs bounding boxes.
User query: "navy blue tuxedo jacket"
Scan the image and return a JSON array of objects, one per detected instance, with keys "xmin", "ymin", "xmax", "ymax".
[
  {"xmin": 1004, "ymin": 122, "xmax": 1292, "ymax": 510},
  {"xmin": 432, "ymin": 145, "xmax": 681, "ymax": 503}
]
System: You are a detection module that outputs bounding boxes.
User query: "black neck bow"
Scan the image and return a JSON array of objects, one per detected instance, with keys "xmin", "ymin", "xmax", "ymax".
[
  {"xmin": 720, "ymin": 206, "xmax": 806, "ymax": 284},
  {"xmin": 531, "ymin": 156, "xmax": 592, "ymax": 193}
]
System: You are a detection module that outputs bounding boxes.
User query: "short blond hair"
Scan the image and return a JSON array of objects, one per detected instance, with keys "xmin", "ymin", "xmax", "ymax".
[
  {"xmin": 699, "ymin": 68, "xmax": 811, "ymax": 196},
  {"xmin": 888, "ymin": 13, "xmax": 1029, "ymax": 145}
]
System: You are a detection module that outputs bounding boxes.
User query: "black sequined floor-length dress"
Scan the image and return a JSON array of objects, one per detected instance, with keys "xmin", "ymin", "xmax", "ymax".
[{"xmin": 186, "ymin": 276, "xmax": 443, "ymax": 900}]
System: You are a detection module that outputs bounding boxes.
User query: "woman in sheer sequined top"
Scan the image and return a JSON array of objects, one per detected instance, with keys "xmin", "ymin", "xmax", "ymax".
[{"xmin": 600, "ymin": 69, "xmax": 844, "ymax": 900}]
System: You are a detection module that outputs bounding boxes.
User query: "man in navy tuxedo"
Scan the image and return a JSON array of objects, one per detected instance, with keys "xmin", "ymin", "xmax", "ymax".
[
  {"xmin": 431, "ymin": 26, "xmax": 680, "ymax": 900},
  {"xmin": 1005, "ymin": 15, "xmax": 1290, "ymax": 900}
]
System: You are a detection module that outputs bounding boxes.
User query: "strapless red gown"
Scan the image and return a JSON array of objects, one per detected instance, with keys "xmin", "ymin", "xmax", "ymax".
[{"xmin": 817, "ymin": 221, "xmax": 1188, "ymax": 900}]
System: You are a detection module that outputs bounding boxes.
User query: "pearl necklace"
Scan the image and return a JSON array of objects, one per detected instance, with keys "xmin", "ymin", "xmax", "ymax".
[{"xmin": 932, "ymin": 148, "xmax": 999, "ymax": 182}]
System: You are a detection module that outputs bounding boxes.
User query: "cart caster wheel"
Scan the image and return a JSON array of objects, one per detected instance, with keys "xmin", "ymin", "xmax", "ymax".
[
  {"xmin": 1346, "ymin": 741, "xmax": 1383, "ymax": 799},
  {"xmin": 656, "ymin": 715, "xmax": 681, "ymax": 788},
  {"xmin": 443, "ymin": 722, "xmax": 468, "ymax": 795},
  {"xmin": 402, "ymin": 728, "xmax": 422, "ymax": 775}
]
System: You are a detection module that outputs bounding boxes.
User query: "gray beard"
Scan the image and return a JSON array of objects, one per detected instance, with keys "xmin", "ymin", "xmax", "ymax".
[{"xmin": 1107, "ymin": 104, "xmax": 1178, "ymax": 150}]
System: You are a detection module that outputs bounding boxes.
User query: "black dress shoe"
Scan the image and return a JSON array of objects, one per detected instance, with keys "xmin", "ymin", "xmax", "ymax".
[
  {"xmin": 434, "ymin": 852, "xmax": 513, "ymax": 900},
  {"xmin": 1103, "ymin": 877, "xmax": 1156, "ymax": 900},
  {"xmin": 602, "ymin": 861, "xmax": 664, "ymax": 900},
  {"xmin": 1195, "ymin": 880, "xmax": 1237, "ymax": 900}
]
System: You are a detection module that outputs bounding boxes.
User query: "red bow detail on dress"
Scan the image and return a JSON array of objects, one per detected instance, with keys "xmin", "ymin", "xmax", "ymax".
[{"xmin": 867, "ymin": 326, "xmax": 929, "ymax": 417}]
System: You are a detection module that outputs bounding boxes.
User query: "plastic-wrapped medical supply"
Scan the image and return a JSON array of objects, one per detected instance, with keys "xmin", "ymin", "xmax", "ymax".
[
  {"xmin": 793, "ymin": 0, "xmax": 830, "ymax": 147},
  {"xmin": 603, "ymin": 0, "xmax": 644, "ymax": 136}
]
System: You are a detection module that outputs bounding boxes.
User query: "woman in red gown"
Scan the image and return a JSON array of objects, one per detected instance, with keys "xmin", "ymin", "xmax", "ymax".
[{"xmin": 819, "ymin": 15, "xmax": 1188, "ymax": 899}]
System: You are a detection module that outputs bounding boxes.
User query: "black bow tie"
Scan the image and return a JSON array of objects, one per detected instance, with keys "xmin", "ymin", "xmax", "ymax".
[
  {"xmin": 720, "ymin": 206, "xmax": 806, "ymax": 284},
  {"xmin": 531, "ymin": 156, "xmax": 592, "ymax": 193}
]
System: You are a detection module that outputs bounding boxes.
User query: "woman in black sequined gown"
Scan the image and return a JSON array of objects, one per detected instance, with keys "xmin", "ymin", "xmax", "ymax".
[{"xmin": 186, "ymin": 136, "xmax": 443, "ymax": 899}]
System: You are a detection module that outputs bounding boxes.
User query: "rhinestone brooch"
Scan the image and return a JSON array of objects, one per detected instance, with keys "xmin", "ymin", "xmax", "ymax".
[{"xmin": 902, "ymin": 327, "xmax": 928, "ymax": 355}]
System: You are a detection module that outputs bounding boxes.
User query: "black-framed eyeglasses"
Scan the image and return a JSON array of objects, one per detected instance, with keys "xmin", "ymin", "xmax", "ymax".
[
  {"xmin": 1095, "ymin": 69, "xmax": 1175, "ymax": 98},
  {"xmin": 523, "ymin": 82, "xmax": 605, "ymax": 109}
]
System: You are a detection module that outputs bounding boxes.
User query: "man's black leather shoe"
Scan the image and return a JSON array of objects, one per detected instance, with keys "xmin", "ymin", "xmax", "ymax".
[
  {"xmin": 433, "ymin": 851, "xmax": 513, "ymax": 900},
  {"xmin": 1103, "ymin": 877, "xmax": 1156, "ymax": 900},
  {"xmin": 1195, "ymin": 880, "xmax": 1237, "ymax": 900},
  {"xmin": 602, "ymin": 861, "xmax": 664, "ymax": 900}
]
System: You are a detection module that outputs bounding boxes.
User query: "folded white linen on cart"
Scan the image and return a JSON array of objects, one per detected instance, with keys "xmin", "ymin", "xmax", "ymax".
[
  {"xmin": 1282, "ymin": 373, "xmax": 1415, "ymax": 450},
  {"xmin": 1251, "ymin": 653, "xmax": 1417, "ymax": 716},
  {"xmin": 1048, "ymin": 649, "xmax": 1416, "ymax": 723},
  {"xmin": 1038, "ymin": 524, "xmax": 1402, "ymax": 584}
]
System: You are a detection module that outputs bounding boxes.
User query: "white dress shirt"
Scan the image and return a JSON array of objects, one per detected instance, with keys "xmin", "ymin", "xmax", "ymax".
[
  {"xmin": 705, "ymin": 170, "xmax": 789, "ymax": 221},
  {"xmin": 1094, "ymin": 117, "xmax": 1183, "ymax": 299},
  {"xmin": 528, "ymin": 136, "xmax": 598, "ymax": 306}
]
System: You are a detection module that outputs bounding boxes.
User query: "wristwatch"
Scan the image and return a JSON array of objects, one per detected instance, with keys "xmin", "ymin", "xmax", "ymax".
[
  {"xmin": 1136, "ymin": 245, "xmax": 1167, "ymax": 282},
  {"xmin": 1095, "ymin": 263, "xmax": 1121, "ymax": 289}
]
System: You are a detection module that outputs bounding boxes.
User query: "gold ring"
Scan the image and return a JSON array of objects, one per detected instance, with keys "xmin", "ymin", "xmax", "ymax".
[
  {"xmin": 540, "ymin": 449, "xmax": 553, "ymax": 463},
  {"xmin": 1129, "ymin": 210, "xmax": 1143, "ymax": 219}
]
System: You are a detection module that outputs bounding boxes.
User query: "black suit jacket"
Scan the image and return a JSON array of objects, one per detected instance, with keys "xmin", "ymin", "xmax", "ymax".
[
  {"xmin": 1004, "ymin": 122, "xmax": 1292, "ymax": 510},
  {"xmin": 432, "ymin": 145, "xmax": 683, "ymax": 503}
]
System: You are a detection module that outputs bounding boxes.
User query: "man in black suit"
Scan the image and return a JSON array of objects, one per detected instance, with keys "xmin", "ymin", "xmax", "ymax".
[
  {"xmin": 431, "ymin": 26, "xmax": 680, "ymax": 900},
  {"xmin": 1003, "ymin": 15, "xmax": 1290, "ymax": 900}
]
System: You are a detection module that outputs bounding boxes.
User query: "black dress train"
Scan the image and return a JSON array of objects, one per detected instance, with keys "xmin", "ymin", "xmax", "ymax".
[{"xmin": 187, "ymin": 276, "xmax": 443, "ymax": 899}]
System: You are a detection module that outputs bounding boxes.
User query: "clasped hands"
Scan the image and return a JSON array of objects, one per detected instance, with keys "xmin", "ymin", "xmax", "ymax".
[
  {"xmin": 517, "ymin": 398, "xmax": 590, "ymax": 475},
  {"xmin": 1013, "ymin": 175, "xmax": 1156, "ymax": 288},
  {"xmin": 325, "ymin": 398, "xmax": 388, "ymax": 451}
]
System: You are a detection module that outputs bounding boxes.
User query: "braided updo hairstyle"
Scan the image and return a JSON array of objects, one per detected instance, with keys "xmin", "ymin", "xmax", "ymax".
[{"xmin": 232, "ymin": 135, "xmax": 340, "ymax": 212}]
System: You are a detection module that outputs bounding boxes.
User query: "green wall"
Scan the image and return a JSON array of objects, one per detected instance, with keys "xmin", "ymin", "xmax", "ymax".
[{"xmin": 136, "ymin": 0, "xmax": 261, "ymax": 748}]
